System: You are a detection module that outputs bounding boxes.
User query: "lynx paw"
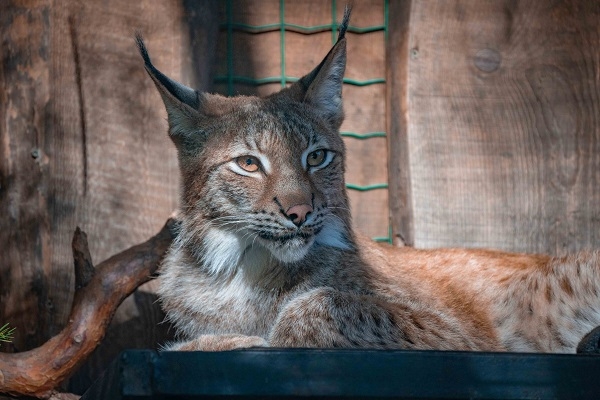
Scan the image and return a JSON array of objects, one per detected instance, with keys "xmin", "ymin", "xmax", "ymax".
[
  {"xmin": 167, "ymin": 334, "xmax": 268, "ymax": 351},
  {"xmin": 577, "ymin": 326, "xmax": 600, "ymax": 355}
]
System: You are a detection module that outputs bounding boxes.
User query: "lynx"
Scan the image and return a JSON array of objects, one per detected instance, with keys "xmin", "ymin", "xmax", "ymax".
[{"xmin": 136, "ymin": 8, "xmax": 600, "ymax": 353}]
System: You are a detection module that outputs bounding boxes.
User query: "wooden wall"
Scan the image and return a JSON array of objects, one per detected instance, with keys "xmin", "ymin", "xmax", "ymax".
[
  {"xmin": 1, "ymin": 0, "xmax": 599, "ymax": 395},
  {"xmin": 388, "ymin": 0, "xmax": 600, "ymax": 254}
]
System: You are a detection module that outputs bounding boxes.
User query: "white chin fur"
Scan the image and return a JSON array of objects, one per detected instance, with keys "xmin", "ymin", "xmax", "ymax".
[
  {"xmin": 264, "ymin": 238, "xmax": 313, "ymax": 264},
  {"xmin": 200, "ymin": 227, "xmax": 310, "ymax": 275},
  {"xmin": 199, "ymin": 216, "xmax": 350, "ymax": 275},
  {"xmin": 200, "ymin": 227, "xmax": 246, "ymax": 275},
  {"xmin": 262, "ymin": 216, "xmax": 351, "ymax": 263}
]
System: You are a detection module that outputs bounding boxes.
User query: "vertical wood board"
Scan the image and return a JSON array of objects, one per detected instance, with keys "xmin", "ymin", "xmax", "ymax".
[
  {"xmin": 1, "ymin": 0, "xmax": 55, "ymax": 351},
  {"xmin": 405, "ymin": 0, "xmax": 600, "ymax": 254},
  {"xmin": 386, "ymin": 0, "xmax": 414, "ymax": 246}
]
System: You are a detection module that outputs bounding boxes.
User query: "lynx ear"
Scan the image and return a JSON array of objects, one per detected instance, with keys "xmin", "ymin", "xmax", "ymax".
[
  {"xmin": 135, "ymin": 34, "xmax": 200, "ymax": 139},
  {"xmin": 292, "ymin": 6, "xmax": 350, "ymax": 129}
]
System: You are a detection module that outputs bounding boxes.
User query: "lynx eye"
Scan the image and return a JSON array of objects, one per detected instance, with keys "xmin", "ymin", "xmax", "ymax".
[
  {"xmin": 236, "ymin": 156, "xmax": 261, "ymax": 172},
  {"xmin": 307, "ymin": 149, "xmax": 327, "ymax": 167}
]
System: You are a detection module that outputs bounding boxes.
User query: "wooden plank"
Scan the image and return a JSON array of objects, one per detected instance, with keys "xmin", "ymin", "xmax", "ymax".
[
  {"xmin": 231, "ymin": 0, "xmax": 280, "ymax": 27},
  {"xmin": 348, "ymin": 189, "xmax": 389, "ymax": 239},
  {"xmin": 214, "ymin": 0, "xmax": 281, "ymax": 97},
  {"xmin": 344, "ymin": 138, "xmax": 388, "ymax": 186},
  {"xmin": 286, "ymin": 31, "xmax": 333, "ymax": 79},
  {"xmin": 82, "ymin": 349, "xmax": 600, "ymax": 400},
  {"xmin": 405, "ymin": 0, "xmax": 600, "ymax": 254},
  {"xmin": 285, "ymin": 0, "xmax": 332, "ymax": 29},
  {"xmin": 386, "ymin": 0, "xmax": 414, "ymax": 246},
  {"xmin": 183, "ymin": 1, "xmax": 220, "ymax": 92},
  {"xmin": 232, "ymin": 31, "xmax": 282, "ymax": 83},
  {"xmin": 336, "ymin": 0, "xmax": 385, "ymax": 27},
  {"xmin": 0, "ymin": 0, "xmax": 55, "ymax": 352},
  {"xmin": 70, "ymin": 0, "xmax": 182, "ymax": 260}
]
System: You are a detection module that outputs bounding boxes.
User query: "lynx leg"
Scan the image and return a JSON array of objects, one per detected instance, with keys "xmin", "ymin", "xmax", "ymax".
[
  {"xmin": 270, "ymin": 287, "xmax": 499, "ymax": 350},
  {"xmin": 166, "ymin": 334, "xmax": 268, "ymax": 351},
  {"xmin": 269, "ymin": 287, "xmax": 405, "ymax": 348}
]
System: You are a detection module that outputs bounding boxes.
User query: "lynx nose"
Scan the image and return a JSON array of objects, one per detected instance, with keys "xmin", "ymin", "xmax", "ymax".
[{"xmin": 286, "ymin": 204, "xmax": 313, "ymax": 227}]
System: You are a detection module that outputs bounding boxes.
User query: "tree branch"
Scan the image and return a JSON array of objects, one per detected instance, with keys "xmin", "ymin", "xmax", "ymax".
[
  {"xmin": 0, "ymin": 219, "xmax": 176, "ymax": 399},
  {"xmin": 72, "ymin": 227, "xmax": 95, "ymax": 290}
]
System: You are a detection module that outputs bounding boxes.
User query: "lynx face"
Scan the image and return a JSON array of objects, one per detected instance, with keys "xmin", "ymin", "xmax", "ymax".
[
  {"xmin": 184, "ymin": 98, "xmax": 351, "ymax": 266},
  {"xmin": 137, "ymin": 13, "xmax": 353, "ymax": 273}
]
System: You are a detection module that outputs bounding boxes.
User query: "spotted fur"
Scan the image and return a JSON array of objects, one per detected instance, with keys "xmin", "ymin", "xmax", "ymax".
[{"xmin": 137, "ymin": 8, "xmax": 600, "ymax": 353}]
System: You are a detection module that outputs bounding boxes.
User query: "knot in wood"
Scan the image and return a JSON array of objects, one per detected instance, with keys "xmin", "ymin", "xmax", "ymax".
[
  {"xmin": 474, "ymin": 48, "xmax": 501, "ymax": 73},
  {"xmin": 73, "ymin": 334, "xmax": 84, "ymax": 344}
]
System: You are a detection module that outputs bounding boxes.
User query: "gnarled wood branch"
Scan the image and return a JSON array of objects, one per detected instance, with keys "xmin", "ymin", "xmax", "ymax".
[{"xmin": 0, "ymin": 219, "xmax": 176, "ymax": 399}]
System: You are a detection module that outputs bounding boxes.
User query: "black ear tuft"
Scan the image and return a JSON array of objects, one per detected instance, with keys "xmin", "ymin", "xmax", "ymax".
[
  {"xmin": 291, "ymin": 5, "xmax": 350, "ymax": 129},
  {"xmin": 135, "ymin": 32, "xmax": 152, "ymax": 68},
  {"xmin": 135, "ymin": 33, "xmax": 199, "ymax": 111},
  {"xmin": 337, "ymin": 4, "xmax": 351, "ymax": 42},
  {"xmin": 136, "ymin": 33, "xmax": 204, "ymax": 143}
]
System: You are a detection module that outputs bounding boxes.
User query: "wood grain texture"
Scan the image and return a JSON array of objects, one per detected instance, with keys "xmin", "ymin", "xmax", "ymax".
[
  {"xmin": 0, "ymin": 0, "xmax": 55, "ymax": 352},
  {"xmin": 405, "ymin": 0, "xmax": 600, "ymax": 254},
  {"xmin": 286, "ymin": 32, "xmax": 333, "ymax": 79},
  {"xmin": 387, "ymin": 0, "xmax": 414, "ymax": 246}
]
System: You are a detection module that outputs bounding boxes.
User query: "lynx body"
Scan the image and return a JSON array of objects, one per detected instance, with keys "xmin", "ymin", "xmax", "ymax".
[{"xmin": 137, "ymin": 8, "xmax": 600, "ymax": 353}]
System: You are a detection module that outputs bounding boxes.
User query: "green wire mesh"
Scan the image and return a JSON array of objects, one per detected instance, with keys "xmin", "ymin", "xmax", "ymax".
[
  {"xmin": 219, "ymin": 0, "xmax": 387, "ymax": 90},
  {"xmin": 219, "ymin": 0, "xmax": 392, "ymax": 243}
]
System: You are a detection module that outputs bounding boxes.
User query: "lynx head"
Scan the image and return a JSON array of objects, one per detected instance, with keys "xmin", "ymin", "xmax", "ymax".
[{"xmin": 137, "ymin": 8, "xmax": 353, "ymax": 274}]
